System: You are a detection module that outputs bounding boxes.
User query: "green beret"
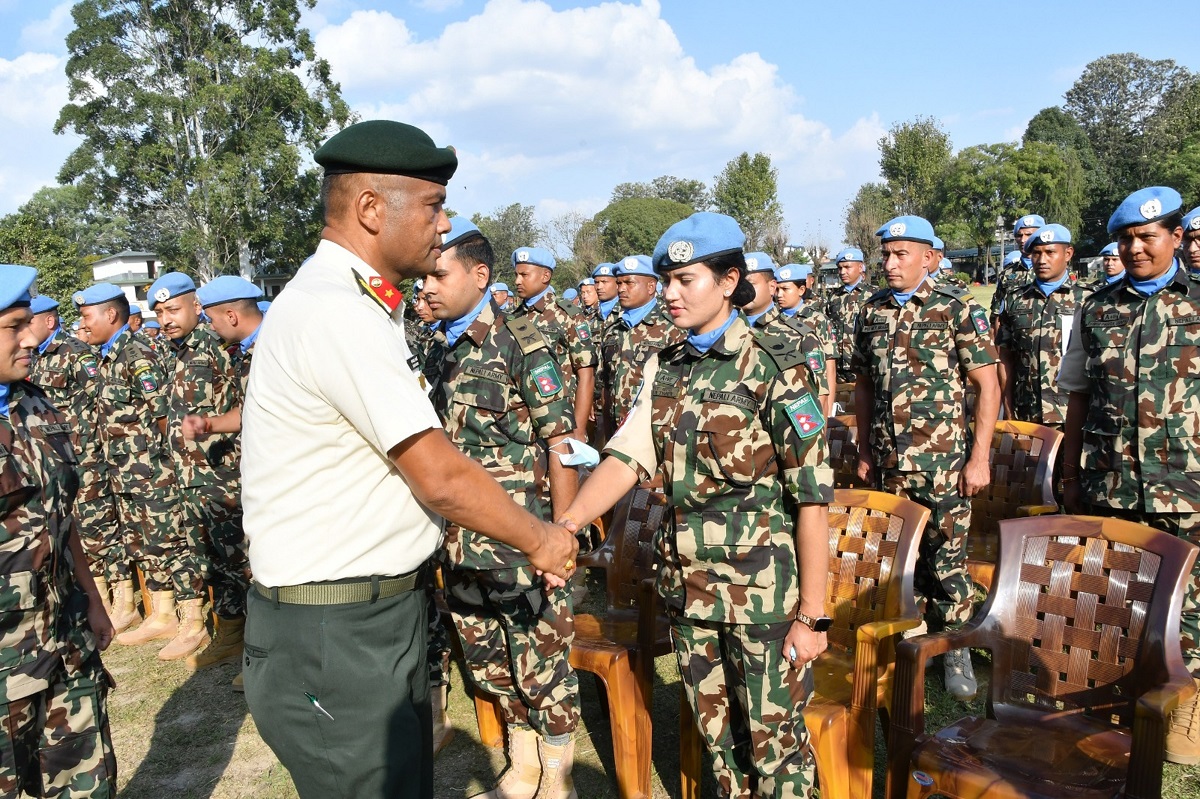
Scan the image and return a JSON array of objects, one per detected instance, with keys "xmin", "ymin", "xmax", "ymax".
[{"xmin": 314, "ymin": 120, "xmax": 458, "ymax": 185}]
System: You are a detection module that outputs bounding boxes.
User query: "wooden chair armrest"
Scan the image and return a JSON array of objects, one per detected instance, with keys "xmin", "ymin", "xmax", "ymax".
[
  {"xmin": 635, "ymin": 576, "xmax": 660, "ymax": 706},
  {"xmin": 856, "ymin": 617, "xmax": 923, "ymax": 648},
  {"xmin": 1137, "ymin": 676, "xmax": 1196, "ymax": 722},
  {"xmin": 1017, "ymin": 504, "xmax": 1060, "ymax": 517}
]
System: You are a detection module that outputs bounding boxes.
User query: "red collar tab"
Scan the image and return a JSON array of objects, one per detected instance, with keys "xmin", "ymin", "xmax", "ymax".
[{"xmin": 353, "ymin": 269, "xmax": 403, "ymax": 313}]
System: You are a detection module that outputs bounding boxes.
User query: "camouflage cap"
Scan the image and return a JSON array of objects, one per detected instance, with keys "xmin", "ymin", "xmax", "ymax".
[{"xmin": 314, "ymin": 120, "xmax": 458, "ymax": 185}]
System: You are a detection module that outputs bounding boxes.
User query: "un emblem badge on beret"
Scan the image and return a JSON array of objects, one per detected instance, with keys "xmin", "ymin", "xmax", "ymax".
[
  {"xmin": 779, "ymin": 268, "xmax": 793, "ymax": 280},
  {"xmin": 746, "ymin": 257, "xmax": 758, "ymax": 269},
  {"xmin": 1191, "ymin": 216, "xmax": 1200, "ymax": 231},
  {"xmin": 73, "ymin": 292, "xmax": 85, "ymax": 305},
  {"xmin": 1022, "ymin": 216, "xmax": 1035, "ymax": 227},
  {"xmin": 154, "ymin": 288, "xmax": 170, "ymax": 302},
  {"xmin": 889, "ymin": 222, "xmax": 906, "ymax": 237},
  {"xmin": 667, "ymin": 240, "xmax": 694, "ymax": 264},
  {"xmin": 516, "ymin": 250, "xmax": 530, "ymax": 263},
  {"xmin": 1140, "ymin": 198, "xmax": 1163, "ymax": 220},
  {"xmin": 623, "ymin": 257, "xmax": 637, "ymax": 269},
  {"xmin": 1040, "ymin": 230, "xmax": 1054, "ymax": 242}
]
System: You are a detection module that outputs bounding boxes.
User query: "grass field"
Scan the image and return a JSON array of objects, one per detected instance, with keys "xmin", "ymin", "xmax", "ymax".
[{"xmin": 107, "ymin": 571, "xmax": 1200, "ymax": 798}]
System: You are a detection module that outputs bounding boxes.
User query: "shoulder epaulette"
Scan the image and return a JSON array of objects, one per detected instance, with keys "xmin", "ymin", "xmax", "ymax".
[
  {"xmin": 505, "ymin": 315, "xmax": 549, "ymax": 356},
  {"xmin": 866, "ymin": 287, "xmax": 891, "ymax": 304},
  {"xmin": 932, "ymin": 283, "xmax": 971, "ymax": 303},
  {"xmin": 555, "ymin": 297, "xmax": 583, "ymax": 317},
  {"xmin": 752, "ymin": 330, "xmax": 809, "ymax": 372}
]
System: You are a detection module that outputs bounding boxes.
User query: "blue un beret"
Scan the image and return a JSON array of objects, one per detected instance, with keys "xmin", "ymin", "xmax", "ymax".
[
  {"xmin": 512, "ymin": 246, "xmax": 555, "ymax": 271},
  {"xmin": 0, "ymin": 265, "xmax": 37, "ymax": 311},
  {"xmin": 876, "ymin": 216, "xmax": 937, "ymax": 246},
  {"xmin": 1099, "ymin": 242, "xmax": 1119, "ymax": 256},
  {"xmin": 930, "ymin": 235, "xmax": 945, "ymax": 251},
  {"xmin": 1003, "ymin": 250, "xmax": 1023, "ymax": 267},
  {"xmin": 939, "ymin": 258, "xmax": 955, "ymax": 273},
  {"xmin": 592, "ymin": 263, "xmax": 616, "ymax": 278},
  {"xmin": 30, "ymin": 295, "xmax": 59, "ymax": 314},
  {"xmin": 1013, "ymin": 214, "xmax": 1046, "ymax": 235},
  {"xmin": 1183, "ymin": 206, "xmax": 1200, "ymax": 234},
  {"xmin": 148, "ymin": 272, "xmax": 197, "ymax": 310},
  {"xmin": 129, "ymin": 303, "xmax": 142, "ymax": 316},
  {"xmin": 774, "ymin": 263, "xmax": 812, "ymax": 283},
  {"xmin": 1024, "ymin": 224, "xmax": 1073, "ymax": 253},
  {"xmin": 490, "ymin": 282, "xmax": 510, "ymax": 293},
  {"xmin": 145, "ymin": 319, "xmax": 161, "ymax": 329},
  {"xmin": 577, "ymin": 277, "xmax": 595, "ymax": 287},
  {"xmin": 835, "ymin": 247, "xmax": 864, "ymax": 264},
  {"xmin": 562, "ymin": 288, "xmax": 579, "ymax": 301},
  {"xmin": 442, "ymin": 217, "xmax": 484, "ymax": 251},
  {"xmin": 615, "ymin": 255, "xmax": 655, "ymax": 277},
  {"xmin": 652, "ymin": 212, "xmax": 745, "ymax": 274},
  {"xmin": 257, "ymin": 300, "xmax": 271, "ymax": 313},
  {"xmin": 743, "ymin": 252, "xmax": 776, "ymax": 275},
  {"xmin": 73, "ymin": 283, "xmax": 125, "ymax": 308},
  {"xmin": 1107, "ymin": 187, "xmax": 1183, "ymax": 235},
  {"xmin": 197, "ymin": 275, "xmax": 264, "ymax": 309}
]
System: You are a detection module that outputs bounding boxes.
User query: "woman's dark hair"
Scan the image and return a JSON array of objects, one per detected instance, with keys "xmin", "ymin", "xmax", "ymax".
[
  {"xmin": 1160, "ymin": 210, "xmax": 1185, "ymax": 232},
  {"xmin": 700, "ymin": 251, "xmax": 756, "ymax": 306}
]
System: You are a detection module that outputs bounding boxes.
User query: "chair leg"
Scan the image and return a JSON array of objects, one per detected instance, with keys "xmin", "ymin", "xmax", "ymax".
[
  {"xmin": 599, "ymin": 662, "xmax": 652, "ymax": 799},
  {"xmin": 136, "ymin": 566, "xmax": 152, "ymax": 617},
  {"xmin": 473, "ymin": 691, "xmax": 505, "ymax": 750},
  {"xmin": 679, "ymin": 688, "xmax": 703, "ymax": 799}
]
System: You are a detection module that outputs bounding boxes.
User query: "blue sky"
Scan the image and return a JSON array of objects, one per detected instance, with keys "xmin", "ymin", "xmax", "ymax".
[{"xmin": 0, "ymin": 0, "xmax": 1196, "ymax": 254}]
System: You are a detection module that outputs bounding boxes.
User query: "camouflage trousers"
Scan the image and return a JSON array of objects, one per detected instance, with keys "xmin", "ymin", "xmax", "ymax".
[
  {"xmin": 75, "ymin": 470, "xmax": 125, "ymax": 585},
  {"xmin": 0, "ymin": 658, "xmax": 116, "ymax": 798},
  {"xmin": 114, "ymin": 488, "xmax": 202, "ymax": 601},
  {"xmin": 882, "ymin": 468, "xmax": 973, "ymax": 631},
  {"xmin": 180, "ymin": 486, "xmax": 250, "ymax": 619},
  {"xmin": 672, "ymin": 615, "xmax": 816, "ymax": 799},
  {"xmin": 426, "ymin": 571, "xmax": 451, "ymax": 688},
  {"xmin": 1084, "ymin": 505, "xmax": 1200, "ymax": 677},
  {"xmin": 443, "ymin": 565, "xmax": 579, "ymax": 737}
]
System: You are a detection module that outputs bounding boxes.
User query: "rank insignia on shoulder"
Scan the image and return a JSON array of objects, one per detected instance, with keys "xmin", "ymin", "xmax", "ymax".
[
  {"xmin": 969, "ymin": 307, "xmax": 990, "ymax": 335},
  {"xmin": 531, "ymin": 361, "xmax": 563, "ymax": 398},
  {"xmin": 785, "ymin": 393, "xmax": 825, "ymax": 440},
  {"xmin": 575, "ymin": 322, "xmax": 591, "ymax": 341}
]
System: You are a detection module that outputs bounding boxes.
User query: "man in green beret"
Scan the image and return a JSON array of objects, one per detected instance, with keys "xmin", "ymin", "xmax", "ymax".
[{"xmin": 239, "ymin": 120, "xmax": 578, "ymax": 799}]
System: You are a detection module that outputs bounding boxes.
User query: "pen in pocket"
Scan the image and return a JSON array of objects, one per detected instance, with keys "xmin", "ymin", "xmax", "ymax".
[{"xmin": 304, "ymin": 692, "xmax": 335, "ymax": 721}]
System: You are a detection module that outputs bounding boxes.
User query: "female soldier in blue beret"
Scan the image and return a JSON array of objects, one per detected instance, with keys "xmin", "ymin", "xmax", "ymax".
[{"xmin": 557, "ymin": 212, "xmax": 833, "ymax": 797}]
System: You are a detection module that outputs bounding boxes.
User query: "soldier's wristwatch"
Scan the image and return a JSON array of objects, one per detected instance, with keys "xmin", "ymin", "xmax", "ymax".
[{"xmin": 795, "ymin": 610, "xmax": 833, "ymax": 633}]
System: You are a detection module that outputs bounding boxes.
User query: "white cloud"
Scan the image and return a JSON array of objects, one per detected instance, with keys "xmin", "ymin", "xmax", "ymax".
[
  {"xmin": 0, "ymin": 51, "xmax": 74, "ymax": 212},
  {"xmin": 313, "ymin": 0, "xmax": 883, "ymax": 240},
  {"xmin": 19, "ymin": 2, "xmax": 73, "ymax": 53}
]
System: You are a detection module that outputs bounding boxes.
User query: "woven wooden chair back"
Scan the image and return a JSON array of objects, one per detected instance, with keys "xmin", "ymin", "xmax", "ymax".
[
  {"xmin": 602, "ymin": 486, "xmax": 668, "ymax": 611},
  {"xmin": 828, "ymin": 416, "xmax": 868, "ymax": 490},
  {"xmin": 824, "ymin": 489, "xmax": 928, "ymax": 654},
  {"xmin": 834, "ymin": 382, "xmax": 856, "ymax": 416},
  {"xmin": 984, "ymin": 515, "xmax": 1196, "ymax": 727}
]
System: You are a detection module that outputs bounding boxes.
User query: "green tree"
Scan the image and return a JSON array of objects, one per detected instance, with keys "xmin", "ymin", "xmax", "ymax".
[
  {"xmin": 55, "ymin": 0, "xmax": 349, "ymax": 281},
  {"xmin": 712, "ymin": 153, "xmax": 786, "ymax": 250},
  {"xmin": 472, "ymin": 203, "xmax": 544, "ymax": 285},
  {"xmin": 842, "ymin": 182, "xmax": 891, "ymax": 267},
  {"xmin": 15, "ymin": 184, "xmax": 148, "ymax": 257},
  {"xmin": 878, "ymin": 116, "xmax": 952, "ymax": 217},
  {"xmin": 0, "ymin": 215, "xmax": 88, "ymax": 321},
  {"xmin": 1010, "ymin": 141, "xmax": 1085, "ymax": 245},
  {"xmin": 934, "ymin": 143, "xmax": 1020, "ymax": 275},
  {"xmin": 610, "ymin": 175, "xmax": 708, "ymax": 209},
  {"xmin": 592, "ymin": 198, "xmax": 692, "ymax": 262}
]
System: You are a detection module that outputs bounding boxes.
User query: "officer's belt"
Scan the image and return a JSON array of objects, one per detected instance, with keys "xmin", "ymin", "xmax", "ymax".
[{"xmin": 254, "ymin": 570, "xmax": 422, "ymax": 605}]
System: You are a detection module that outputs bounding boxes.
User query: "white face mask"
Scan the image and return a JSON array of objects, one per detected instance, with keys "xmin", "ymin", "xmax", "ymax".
[{"xmin": 550, "ymin": 438, "xmax": 601, "ymax": 468}]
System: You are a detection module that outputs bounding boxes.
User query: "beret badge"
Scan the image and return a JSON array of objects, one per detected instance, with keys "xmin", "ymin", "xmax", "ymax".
[
  {"xmin": 1140, "ymin": 198, "xmax": 1163, "ymax": 220},
  {"xmin": 889, "ymin": 222, "xmax": 906, "ymax": 237},
  {"xmin": 667, "ymin": 240, "xmax": 694, "ymax": 264},
  {"xmin": 154, "ymin": 288, "xmax": 170, "ymax": 302}
]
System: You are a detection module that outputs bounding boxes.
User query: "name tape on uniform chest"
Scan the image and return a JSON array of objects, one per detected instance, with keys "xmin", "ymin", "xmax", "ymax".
[
  {"xmin": 463, "ymin": 365, "xmax": 509, "ymax": 383},
  {"xmin": 1086, "ymin": 311, "xmax": 1131, "ymax": 328},
  {"xmin": 700, "ymin": 389, "xmax": 757, "ymax": 412}
]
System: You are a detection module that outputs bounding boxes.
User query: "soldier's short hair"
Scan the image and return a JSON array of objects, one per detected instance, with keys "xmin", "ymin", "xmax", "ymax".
[
  {"xmin": 101, "ymin": 293, "xmax": 131, "ymax": 323},
  {"xmin": 452, "ymin": 235, "xmax": 495, "ymax": 280}
]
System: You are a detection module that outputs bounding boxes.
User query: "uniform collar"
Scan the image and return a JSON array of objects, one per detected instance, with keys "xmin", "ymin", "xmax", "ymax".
[
  {"xmin": 891, "ymin": 277, "xmax": 934, "ymax": 306},
  {"xmin": 844, "ymin": 279, "xmax": 863, "ymax": 293},
  {"xmin": 101, "ymin": 325, "xmax": 130, "ymax": 358},
  {"xmin": 463, "ymin": 299, "xmax": 500, "ymax": 347},
  {"xmin": 1127, "ymin": 260, "xmax": 1180, "ymax": 297},
  {"xmin": 746, "ymin": 302, "xmax": 776, "ymax": 327},
  {"xmin": 37, "ymin": 328, "xmax": 59, "ymax": 354},
  {"xmin": 598, "ymin": 297, "xmax": 619, "ymax": 319},
  {"xmin": 524, "ymin": 286, "xmax": 552, "ymax": 309},
  {"xmin": 443, "ymin": 292, "xmax": 491, "ymax": 347},
  {"xmin": 1033, "ymin": 272, "xmax": 1071, "ymax": 297},
  {"xmin": 239, "ymin": 323, "xmax": 261, "ymax": 353},
  {"xmin": 620, "ymin": 297, "xmax": 658, "ymax": 329},
  {"xmin": 316, "ymin": 239, "xmax": 405, "ymax": 319},
  {"xmin": 686, "ymin": 310, "xmax": 741, "ymax": 355}
]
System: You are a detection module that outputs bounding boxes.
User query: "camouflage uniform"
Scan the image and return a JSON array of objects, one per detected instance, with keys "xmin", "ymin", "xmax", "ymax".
[
  {"xmin": 990, "ymin": 260, "xmax": 1032, "ymax": 318},
  {"xmin": 1060, "ymin": 265, "xmax": 1200, "ymax": 674},
  {"xmin": 787, "ymin": 303, "xmax": 835, "ymax": 386},
  {"xmin": 748, "ymin": 306, "xmax": 830, "ymax": 400},
  {"xmin": 166, "ymin": 327, "xmax": 248, "ymax": 619},
  {"xmin": 95, "ymin": 328, "xmax": 197, "ymax": 599},
  {"xmin": 404, "ymin": 316, "xmax": 435, "ymax": 370},
  {"xmin": 995, "ymin": 278, "xmax": 1091, "ymax": 427},
  {"xmin": 852, "ymin": 281, "xmax": 997, "ymax": 630},
  {"xmin": 823, "ymin": 281, "xmax": 870, "ymax": 384},
  {"xmin": 427, "ymin": 300, "xmax": 580, "ymax": 737},
  {"xmin": 30, "ymin": 333, "xmax": 123, "ymax": 584},
  {"xmin": 0, "ymin": 382, "xmax": 116, "ymax": 797},
  {"xmin": 511, "ymin": 291, "xmax": 597, "ymax": 414},
  {"xmin": 597, "ymin": 299, "xmax": 686, "ymax": 436},
  {"xmin": 605, "ymin": 315, "xmax": 833, "ymax": 797}
]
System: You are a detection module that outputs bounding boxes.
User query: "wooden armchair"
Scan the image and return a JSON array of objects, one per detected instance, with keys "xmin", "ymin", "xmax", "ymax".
[
  {"xmin": 886, "ymin": 515, "xmax": 1199, "ymax": 799},
  {"xmin": 828, "ymin": 416, "xmax": 868, "ymax": 490},
  {"xmin": 806, "ymin": 489, "xmax": 930, "ymax": 799},
  {"xmin": 834, "ymin": 381, "xmax": 856, "ymax": 416},
  {"xmin": 967, "ymin": 420, "xmax": 1062, "ymax": 592}
]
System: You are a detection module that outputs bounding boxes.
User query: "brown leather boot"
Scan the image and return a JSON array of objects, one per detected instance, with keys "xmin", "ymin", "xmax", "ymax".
[
  {"xmin": 470, "ymin": 726, "xmax": 540, "ymax": 799},
  {"xmin": 185, "ymin": 616, "xmax": 244, "ymax": 671},
  {"xmin": 534, "ymin": 737, "xmax": 576, "ymax": 799},
  {"xmin": 432, "ymin": 683, "xmax": 455, "ymax": 757},
  {"xmin": 93, "ymin": 576, "xmax": 113, "ymax": 615},
  {"xmin": 108, "ymin": 579, "xmax": 141, "ymax": 634},
  {"xmin": 1166, "ymin": 678, "xmax": 1200, "ymax": 765},
  {"xmin": 158, "ymin": 598, "xmax": 210, "ymax": 661},
  {"xmin": 115, "ymin": 591, "xmax": 177, "ymax": 645}
]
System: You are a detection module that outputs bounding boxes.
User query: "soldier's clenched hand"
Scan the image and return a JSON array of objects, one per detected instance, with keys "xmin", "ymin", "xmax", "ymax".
[{"xmin": 529, "ymin": 520, "xmax": 579, "ymax": 588}]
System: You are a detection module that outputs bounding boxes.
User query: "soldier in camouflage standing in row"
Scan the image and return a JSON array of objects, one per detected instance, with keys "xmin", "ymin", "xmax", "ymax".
[
  {"xmin": 1088, "ymin": 242, "xmax": 1124, "ymax": 290},
  {"xmin": 560, "ymin": 212, "xmax": 833, "ymax": 798},
  {"xmin": 824, "ymin": 247, "xmax": 870, "ymax": 387},
  {"xmin": 990, "ymin": 213, "xmax": 1044, "ymax": 325},
  {"xmin": 147, "ymin": 272, "xmax": 245, "ymax": 662},
  {"xmin": 775, "ymin": 263, "xmax": 836, "ymax": 415},
  {"xmin": 0, "ymin": 264, "xmax": 116, "ymax": 798},
  {"xmin": 27, "ymin": 295, "xmax": 125, "ymax": 620},
  {"xmin": 740, "ymin": 253, "xmax": 831, "ymax": 413},
  {"xmin": 1059, "ymin": 187, "xmax": 1200, "ymax": 764},
  {"xmin": 422, "ymin": 219, "xmax": 583, "ymax": 798},
  {"xmin": 1184, "ymin": 206, "xmax": 1200, "ymax": 278},
  {"xmin": 511, "ymin": 246, "xmax": 597, "ymax": 434},
  {"xmin": 853, "ymin": 215, "xmax": 1000, "ymax": 703},
  {"xmin": 74, "ymin": 284, "xmax": 198, "ymax": 656},
  {"xmin": 596, "ymin": 254, "xmax": 686, "ymax": 438},
  {"xmin": 589, "ymin": 262, "xmax": 620, "ymax": 339},
  {"xmin": 995, "ymin": 224, "xmax": 1091, "ymax": 428}
]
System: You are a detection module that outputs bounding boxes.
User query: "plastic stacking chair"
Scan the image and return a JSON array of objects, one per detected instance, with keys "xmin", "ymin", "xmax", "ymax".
[
  {"xmin": 834, "ymin": 381, "xmax": 857, "ymax": 416},
  {"xmin": 828, "ymin": 416, "xmax": 869, "ymax": 490},
  {"xmin": 966, "ymin": 420, "xmax": 1061, "ymax": 592},
  {"xmin": 887, "ymin": 515, "xmax": 1199, "ymax": 799},
  {"xmin": 805, "ymin": 489, "xmax": 929, "ymax": 799}
]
